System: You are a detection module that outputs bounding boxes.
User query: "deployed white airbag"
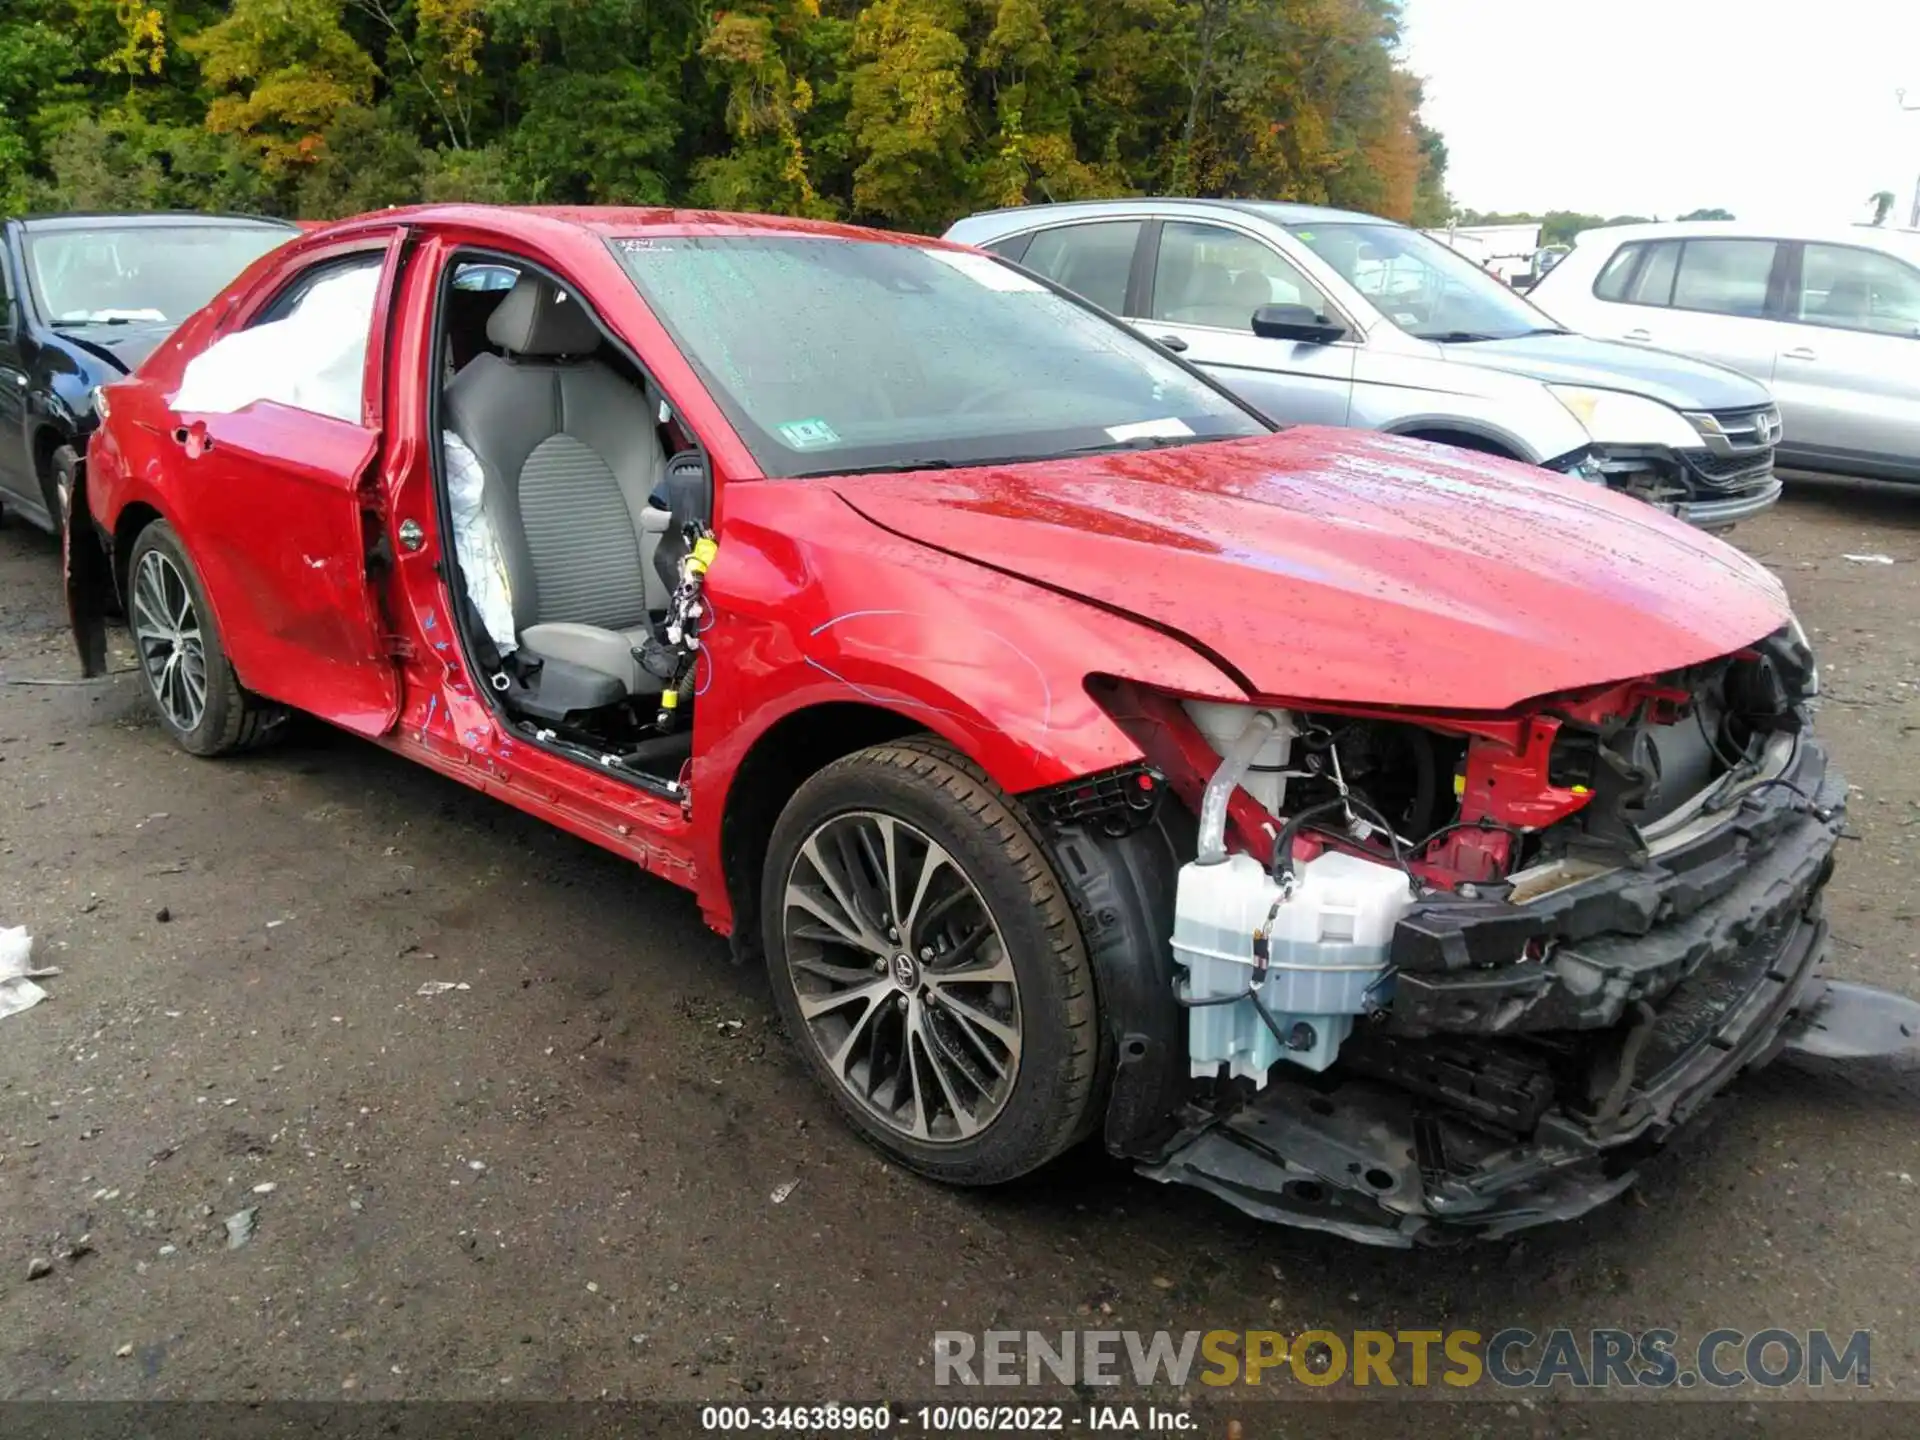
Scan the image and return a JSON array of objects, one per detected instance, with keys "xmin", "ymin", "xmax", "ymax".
[
  {"xmin": 171, "ymin": 264, "xmax": 381, "ymax": 423},
  {"xmin": 444, "ymin": 431, "xmax": 517, "ymax": 656}
]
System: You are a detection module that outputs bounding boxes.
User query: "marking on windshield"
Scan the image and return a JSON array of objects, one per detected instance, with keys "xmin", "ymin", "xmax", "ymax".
[
  {"xmin": 1106, "ymin": 417, "xmax": 1194, "ymax": 442},
  {"xmin": 777, "ymin": 418, "xmax": 842, "ymax": 449}
]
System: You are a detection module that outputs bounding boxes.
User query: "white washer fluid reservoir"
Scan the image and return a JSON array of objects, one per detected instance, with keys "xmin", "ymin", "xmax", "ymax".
[
  {"xmin": 1183, "ymin": 701, "xmax": 1295, "ymax": 817},
  {"xmin": 1173, "ymin": 849, "xmax": 1414, "ymax": 1079}
]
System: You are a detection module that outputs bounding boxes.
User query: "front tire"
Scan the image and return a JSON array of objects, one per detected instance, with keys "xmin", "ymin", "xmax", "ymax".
[
  {"xmin": 127, "ymin": 521, "xmax": 285, "ymax": 756},
  {"xmin": 761, "ymin": 738, "xmax": 1103, "ymax": 1185}
]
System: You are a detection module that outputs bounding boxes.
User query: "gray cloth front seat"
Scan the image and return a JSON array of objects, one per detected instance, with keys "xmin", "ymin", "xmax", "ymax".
[
  {"xmin": 1816, "ymin": 273, "xmax": 1870, "ymax": 324},
  {"xmin": 445, "ymin": 275, "xmax": 672, "ymax": 697},
  {"xmin": 1172, "ymin": 260, "xmax": 1261, "ymax": 329}
]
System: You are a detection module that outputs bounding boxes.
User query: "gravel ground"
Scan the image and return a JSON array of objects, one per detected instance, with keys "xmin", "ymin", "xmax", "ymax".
[{"xmin": 0, "ymin": 481, "xmax": 1916, "ymax": 1418}]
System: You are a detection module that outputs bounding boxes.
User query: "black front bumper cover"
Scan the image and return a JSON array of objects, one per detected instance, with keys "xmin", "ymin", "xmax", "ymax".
[{"xmin": 1134, "ymin": 739, "xmax": 1920, "ymax": 1245}]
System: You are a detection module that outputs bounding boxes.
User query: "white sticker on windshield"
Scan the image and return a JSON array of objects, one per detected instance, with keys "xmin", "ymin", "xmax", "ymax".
[
  {"xmin": 777, "ymin": 417, "xmax": 841, "ymax": 449},
  {"xmin": 60, "ymin": 307, "xmax": 166, "ymax": 324},
  {"xmin": 1105, "ymin": 418, "xmax": 1195, "ymax": 443},
  {"xmin": 923, "ymin": 249, "xmax": 1045, "ymax": 292}
]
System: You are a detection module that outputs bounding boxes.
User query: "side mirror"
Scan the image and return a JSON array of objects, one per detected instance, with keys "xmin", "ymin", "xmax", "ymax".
[{"xmin": 1251, "ymin": 303, "xmax": 1347, "ymax": 345}]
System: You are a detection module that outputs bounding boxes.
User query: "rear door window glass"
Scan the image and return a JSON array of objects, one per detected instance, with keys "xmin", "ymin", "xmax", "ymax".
[
  {"xmin": 1592, "ymin": 243, "xmax": 1641, "ymax": 301},
  {"xmin": 172, "ymin": 251, "xmax": 386, "ymax": 423},
  {"xmin": 980, "ymin": 234, "xmax": 1032, "ymax": 264},
  {"xmin": 1623, "ymin": 240, "xmax": 1681, "ymax": 305},
  {"xmin": 1671, "ymin": 239, "xmax": 1778, "ymax": 318},
  {"xmin": 1017, "ymin": 222, "xmax": 1141, "ymax": 314}
]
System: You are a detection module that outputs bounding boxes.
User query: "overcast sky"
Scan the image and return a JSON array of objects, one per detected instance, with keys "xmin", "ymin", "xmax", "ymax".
[{"xmin": 1399, "ymin": 0, "xmax": 1920, "ymax": 226}]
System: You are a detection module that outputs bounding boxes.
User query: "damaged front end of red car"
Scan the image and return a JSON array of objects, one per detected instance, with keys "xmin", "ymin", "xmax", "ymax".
[{"xmin": 1024, "ymin": 621, "xmax": 1912, "ymax": 1246}]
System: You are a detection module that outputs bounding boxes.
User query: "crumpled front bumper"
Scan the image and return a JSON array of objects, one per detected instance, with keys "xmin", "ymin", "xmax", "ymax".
[
  {"xmin": 1678, "ymin": 473, "xmax": 1783, "ymax": 530},
  {"xmin": 1571, "ymin": 439, "xmax": 1782, "ymax": 531},
  {"xmin": 1138, "ymin": 740, "xmax": 1920, "ymax": 1245}
]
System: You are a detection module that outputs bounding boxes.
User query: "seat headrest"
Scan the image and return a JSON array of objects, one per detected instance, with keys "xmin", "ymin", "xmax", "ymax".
[
  {"xmin": 1819, "ymin": 275, "xmax": 1870, "ymax": 319},
  {"xmin": 1182, "ymin": 260, "xmax": 1238, "ymax": 308},
  {"xmin": 486, "ymin": 275, "xmax": 602, "ymax": 356},
  {"xmin": 1230, "ymin": 269, "xmax": 1270, "ymax": 310}
]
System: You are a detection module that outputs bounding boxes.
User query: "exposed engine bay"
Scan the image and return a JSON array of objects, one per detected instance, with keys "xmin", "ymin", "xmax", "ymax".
[{"xmin": 1038, "ymin": 624, "xmax": 1914, "ymax": 1245}]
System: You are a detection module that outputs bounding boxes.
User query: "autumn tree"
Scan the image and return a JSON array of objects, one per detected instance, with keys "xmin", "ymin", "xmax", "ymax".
[
  {"xmin": 694, "ymin": 1, "xmax": 849, "ymax": 217},
  {"xmin": 0, "ymin": 19, "xmax": 80, "ymax": 211},
  {"xmin": 187, "ymin": 0, "xmax": 378, "ymax": 174},
  {"xmin": 846, "ymin": 0, "xmax": 973, "ymax": 229},
  {"xmin": 1, "ymin": 0, "xmax": 1452, "ymax": 226}
]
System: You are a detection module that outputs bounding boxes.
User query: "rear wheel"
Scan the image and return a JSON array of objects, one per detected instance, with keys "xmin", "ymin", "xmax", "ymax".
[
  {"xmin": 127, "ymin": 521, "xmax": 285, "ymax": 756},
  {"xmin": 761, "ymin": 738, "xmax": 1102, "ymax": 1185}
]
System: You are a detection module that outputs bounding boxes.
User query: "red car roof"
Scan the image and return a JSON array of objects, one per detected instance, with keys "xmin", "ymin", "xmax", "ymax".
[{"xmin": 296, "ymin": 204, "xmax": 959, "ymax": 249}]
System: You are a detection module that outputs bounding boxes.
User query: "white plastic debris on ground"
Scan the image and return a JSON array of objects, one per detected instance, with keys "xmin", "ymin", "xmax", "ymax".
[
  {"xmin": 443, "ymin": 431, "xmax": 518, "ymax": 655},
  {"xmin": 170, "ymin": 265, "xmax": 381, "ymax": 424},
  {"xmin": 1, "ymin": 927, "xmax": 48, "ymax": 1020},
  {"xmin": 1844, "ymin": 554, "xmax": 1896, "ymax": 565}
]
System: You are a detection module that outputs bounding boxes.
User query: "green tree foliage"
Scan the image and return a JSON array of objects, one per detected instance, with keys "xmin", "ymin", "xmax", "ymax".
[
  {"xmin": 2, "ymin": 0, "xmax": 1451, "ymax": 231},
  {"xmin": 1453, "ymin": 209, "xmax": 1668, "ymax": 248},
  {"xmin": 847, "ymin": 0, "xmax": 973, "ymax": 229},
  {"xmin": 188, "ymin": 0, "xmax": 379, "ymax": 174},
  {"xmin": 0, "ymin": 20, "xmax": 83, "ymax": 213}
]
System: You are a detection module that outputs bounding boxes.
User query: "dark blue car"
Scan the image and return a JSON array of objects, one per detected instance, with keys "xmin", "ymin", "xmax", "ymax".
[{"xmin": 0, "ymin": 211, "xmax": 296, "ymax": 533}]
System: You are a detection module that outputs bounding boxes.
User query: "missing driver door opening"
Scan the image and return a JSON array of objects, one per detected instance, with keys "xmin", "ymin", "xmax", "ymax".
[{"xmin": 425, "ymin": 249, "xmax": 713, "ymax": 799}]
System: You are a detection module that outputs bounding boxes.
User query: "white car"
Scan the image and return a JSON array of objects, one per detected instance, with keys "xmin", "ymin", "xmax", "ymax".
[{"xmin": 1531, "ymin": 221, "xmax": 1920, "ymax": 485}]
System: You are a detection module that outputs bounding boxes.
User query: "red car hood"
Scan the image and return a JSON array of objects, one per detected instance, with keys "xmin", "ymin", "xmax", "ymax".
[{"xmin": 829, "ymin": 429, "xmax": 1790, "ymax": 712}]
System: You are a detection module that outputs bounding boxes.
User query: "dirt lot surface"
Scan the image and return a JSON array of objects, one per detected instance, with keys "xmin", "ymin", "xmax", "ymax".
[{"xmin": 1, "ymin": 481, "xmax": 1916, "ymax": 1420}]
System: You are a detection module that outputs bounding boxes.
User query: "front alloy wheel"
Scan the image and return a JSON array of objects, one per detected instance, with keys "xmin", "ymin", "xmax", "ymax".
[
  {"xmin": 783, "ymin": 811, "xmax": 1023, "ymax": 1143},
  {"xmin": 762, "ymin": 738, "xmax": 1103, "ymax": 1185}
]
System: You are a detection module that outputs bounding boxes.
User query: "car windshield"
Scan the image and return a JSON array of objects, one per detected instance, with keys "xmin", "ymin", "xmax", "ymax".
[
  {"xmin": 24, "ymin": 224, "xmax": 293, "ymax": 326},
  {"xmin": 1290, "ymin": 221, "xmax": 1560, "ymax": 342},
  {"xmin": 613, "ymin": 235, "xmax": 1266, "ymax": 477}
]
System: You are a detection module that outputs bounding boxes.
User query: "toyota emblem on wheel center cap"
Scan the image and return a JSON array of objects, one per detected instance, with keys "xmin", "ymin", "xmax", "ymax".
[{"xmin": 891, "ymin": 953, "xmax": 920, "ymax": 990}]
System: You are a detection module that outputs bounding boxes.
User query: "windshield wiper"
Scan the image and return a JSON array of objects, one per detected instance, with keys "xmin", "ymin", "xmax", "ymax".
[
  {"xmin": 791, "ymin": 432, "xmax": 1215, "ymax": 479},
  {"xmin": 53, "ymin": 315, "xmax": 148, "ymax": 328},
  {"xmin": 1060, "ymin": 434, "xmax": 1213, "ymax": 457},
  {"xmin": 1421, "ymin": 330, "xmax": 1503, "ymax": 343},
  {"xmin": 790, "ymin": 458, "xmax": 960, "ymax": 479}
]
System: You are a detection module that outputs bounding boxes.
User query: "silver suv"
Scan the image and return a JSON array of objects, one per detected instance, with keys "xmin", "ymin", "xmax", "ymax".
[
  {"xmin": 1529, "ymin": 221, "xmax": 1920, "ymax": 486},
  {"xmin": 945, "ymin": 199, "xmax": 1783, "ymax": 528}
]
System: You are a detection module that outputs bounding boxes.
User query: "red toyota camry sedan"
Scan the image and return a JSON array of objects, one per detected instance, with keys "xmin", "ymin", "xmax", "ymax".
[{"xmin": 66, "ymin": 205, "xmax": 1914, "ymax": 1246}]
